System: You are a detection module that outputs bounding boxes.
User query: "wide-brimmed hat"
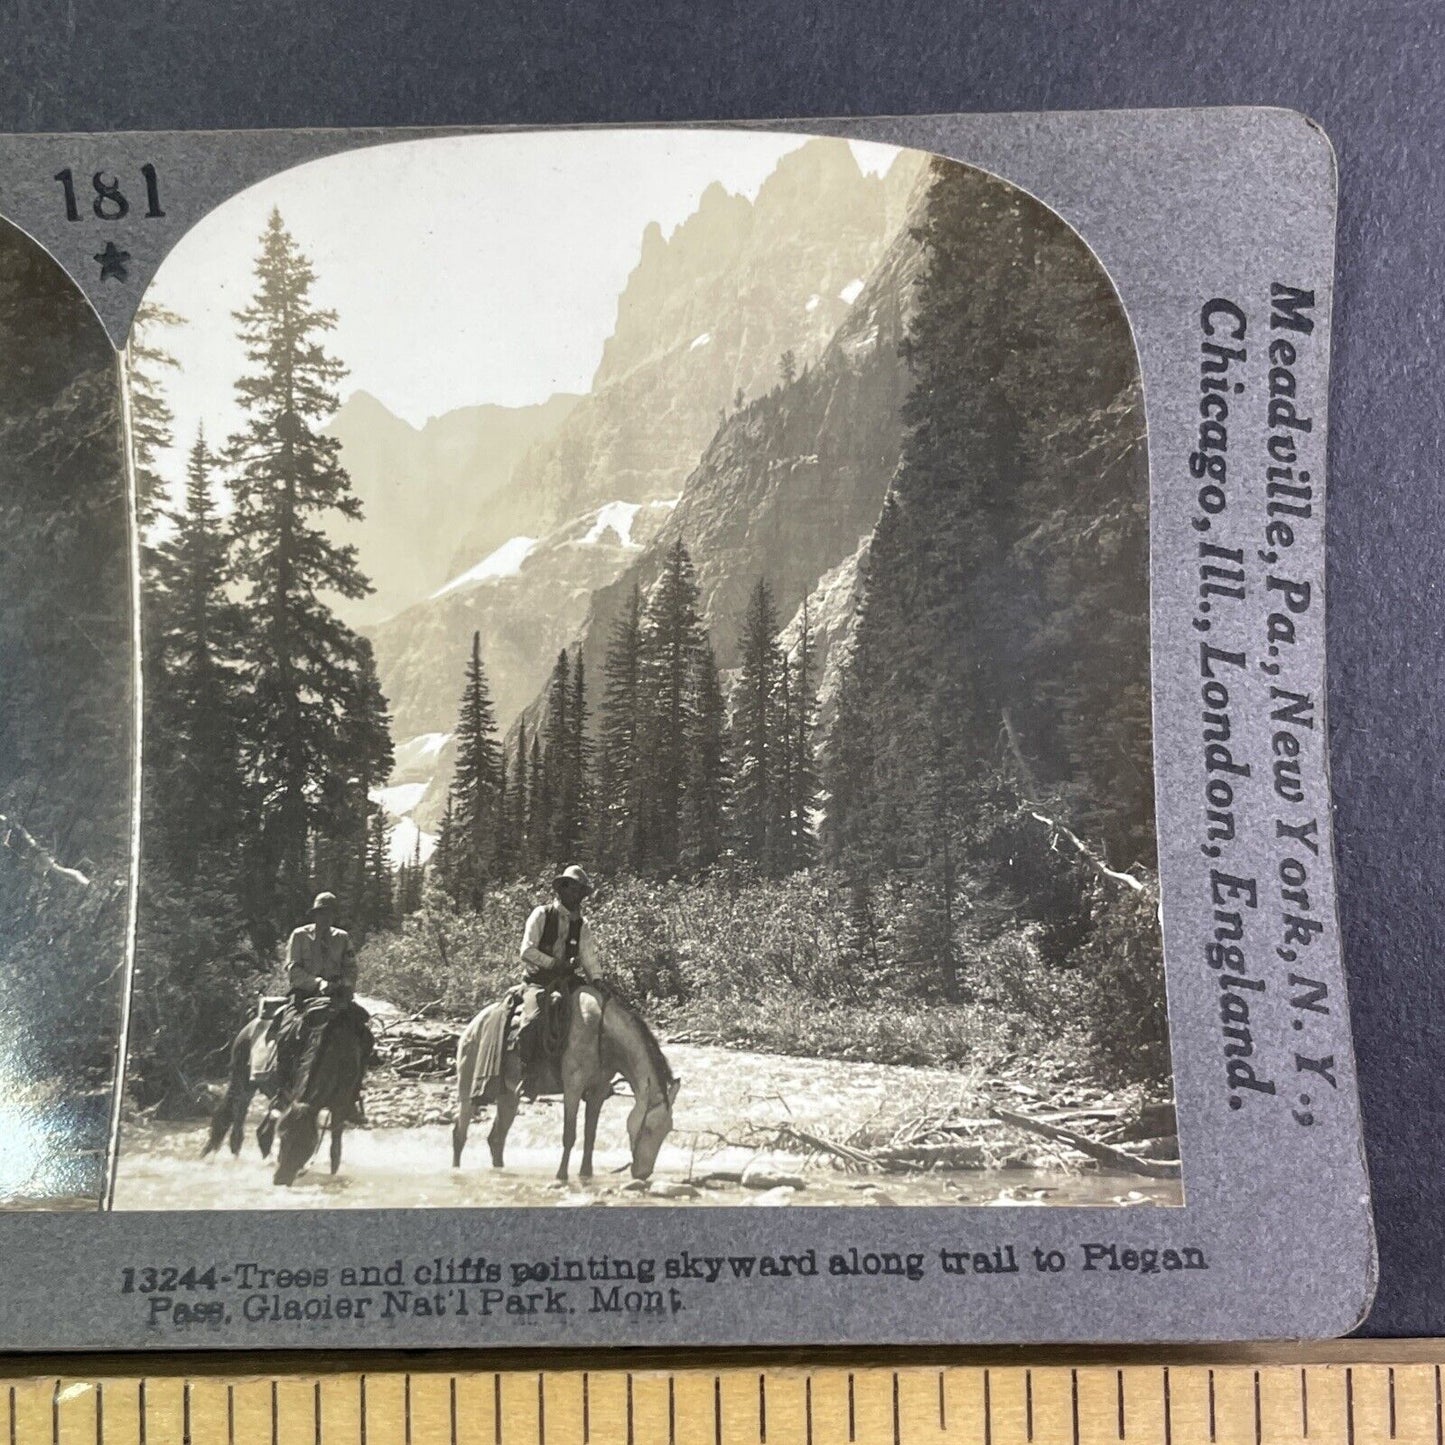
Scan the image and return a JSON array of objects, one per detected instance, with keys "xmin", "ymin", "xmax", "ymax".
[
  {"xmin": 311, "ymin": 891, "xmax": 339, "ymax": 914},
  {"xmin": 552, "ymin": 865, "xmax": 593, "ymax": 896}
]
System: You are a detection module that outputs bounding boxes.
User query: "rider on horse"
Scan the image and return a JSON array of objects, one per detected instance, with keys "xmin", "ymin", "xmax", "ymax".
[
  {"xmin": 517, "ymin": 865, "xmax": 600, "ymax": 1094},
  {"xmin": 273, "ymin": 891, "xmax": 372, "ymax": 1122}
]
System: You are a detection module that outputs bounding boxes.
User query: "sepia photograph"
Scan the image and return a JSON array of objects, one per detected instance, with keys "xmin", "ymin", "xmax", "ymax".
[
  {"xmin": 78, "ymin": 129, "xmax": 1176, "ymax": 1210},
  {"xmin": 0, "ymin": 220, "xmax": 134, "ymax": 1209}
]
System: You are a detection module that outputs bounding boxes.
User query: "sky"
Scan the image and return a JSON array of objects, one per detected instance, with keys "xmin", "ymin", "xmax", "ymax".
[{"xmin": 139, "ymin": 129, "xmax": 902, "ymax": 491}]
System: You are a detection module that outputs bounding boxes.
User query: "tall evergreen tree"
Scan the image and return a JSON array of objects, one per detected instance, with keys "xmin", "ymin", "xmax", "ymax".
[
  {"xmin": 569, "ymin": 654, "xmax": 592, "ymax": 860},
  {"xmin": 449, "ymin": 630, "xmax": 502, "ymax": 910},
  {"xmin": 126, "ymin": 302, "xmax": 184, "ymax": 533},
  {"xmin": 432, "ymin": 793, "xmax": 458, "ymax": 904},
  {"xmin": 598, "ymin": 582, "xmax": 644, "ymax": 872},
  {"xmin": 636, "ymin": 540, "xmax": 707, "ymax": 873},
  {"xmin": 786, "ymin": 598, "xmax": 820, "ymax": 868},
  {"xmin": 682, "ymin": 639, "xmax": 730, "ymax": 873},
  {"xmin": 527, "ymin": 731, "xmax": 547, "ymax": 866},
  {"xmin": 508, "ymin": 722, "xmax": 530, "ymax": 876},
  {"xmin": 226, "ymin": 208, "xmax": 379, "ymax": 944},
  {"xmin": 732, "ymin": 577, "xmax": 783, "ymax": 871},
  {"xmin": 147, "ymin": 428, "xmax": 245, "ymax": 875},
  {"xmin": 541, "ymin": 650, "xmax": 573, "ymax": 862}
]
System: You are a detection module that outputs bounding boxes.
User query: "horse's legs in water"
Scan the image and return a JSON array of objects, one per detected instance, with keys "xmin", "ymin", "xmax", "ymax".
[
  {"xmin": 257, "ymin": 1105, "xmax": 277, "ymax": 1159},
  {"xmin": 228, "ymin": 1084, "xmax": 255, "ymax": 1157},
  {"xmin": 557, "ymin": 1084, "xmax": 583, "ymax": 1184},
  {"xmin": 451, "ymin": 1094, "xmax": 473, "ymax": 1170},
  {"xmin": 329, "ymin": 1116, "xmax": 344, "ymax": 1175},
  {"xmin": 488, "ymin": 1054, "xmax": 521, "ymax": 1169},
  {"xmin": 202, "ymin": 1029, "xmax": 251, "ymax": 1158},
  {"xmin": 579, "ymin": 1087, "xmax": 606, "ymax": 1181}
]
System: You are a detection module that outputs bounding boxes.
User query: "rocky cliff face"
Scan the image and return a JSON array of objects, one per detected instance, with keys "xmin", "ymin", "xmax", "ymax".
[
  {"xmin": 327, "ymin": 389, "xmax": 580, "ymax": 626},
  {"xmin": 367, "ymin": 498, "xmax": 677, "ymax": 801},
  {"xmin": 516, "ymin": 169, "xmax": 928, "ymax": 752},
  {"xmin": 446, "ymin": 140, "xmax": 924, "ymax": 572}
]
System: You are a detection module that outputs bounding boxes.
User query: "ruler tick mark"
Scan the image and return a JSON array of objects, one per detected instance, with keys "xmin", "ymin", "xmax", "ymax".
[
  {"xmin": 806, "ymin": 1377, "xmax": 813, "ymax": 1445},
  {"xmin": 714, "ymin": 1375, "xmax": 721, "ymax": 1445},
  {"xmin": 583, "ymin": 1373, "xmax": 590, "ymax": 1444},
  {"xmin": 227, "ymin": 1384, "xmax": 234, "ymax": 1445},
  {"xmin": 1435, "ymin": 1364, "xmax": 1442, "ymax": 1445},
  {"xmin": 848, "ymin": 1373, "xmax": 856, "ymax": 1442},
  {"xmin": 139, "ymin": 1380, "xmax": 147, "ymax": 1445},
  {"xmin": 938, "ymin": 1370, "xmax": 946, "ymax": 1431},
  {"xmin": 96, "ymin": 1381, "xmax": 103, "ymax": 1445},
  {"xmin": 1164, "ymin": 1367, "xmax": 1173, "ymax": 1445},
  {"xmin": 1072, "ymin": 1369, "xmax": 1080, "ymax": 1445},
  {"xmin": 405, "ymin": 1373, "xmax": 413, "ymax": 1445},
  {"xmin": 668, "ymin": 1376, "xmax": 676, "ymax": 1445},
  {"xmin": 1302, "ymin": 1367, "xmax": 1309, "ymax": 1436},
  {"xmin": 759, "ymin": 1373, "xmax": 767, "ymax": 1443},
  {"xmin": 450, "ymin": 1378, "xmax": 458, "ymax": 1445},
  {"xmin": 360, "ymin": 1375, "xmax": 368, "ymax": 1445},
  {"xmin": 494, "ymin": 1374, "xmax": 502, "ymax": 1445},
  {"xmin": 1390, "ymin": 1366, "xmax": 1397, "ymax": 1438},
  {"xmin": 626, "ymin": 1373, "xmax": 634, "ymax": 1445},
  {"xmin": 270, "ymin": 1379, "xmax": 277, "ymax": 1445},
  {"xmin": 1207, "ymin": 1369, "xmax": 1214, "ymax": 1444},
  {"xmin": 1117, "ymin": 1369, "xmax": 1125, "ymax": 1439},
  {"xmin": 1347, "ymin": 1367, "xmax": 1356, "ymax": 1445},
  {"xmin": 182, "ymin": 1381, "xmax": 189, "ymax": 1445},
  {"xmin": 50, "ymin": 1380, "xmax": 58, "ymax": 1445},
  {"xmin": 538, "ymin": 1373, "xmax": 545, "ymax": 1445},
  {"xmin": 1254, "ymin": 1371, "xmax": 1262, "ymax": 1445},
  {"xmin": 312, "ymin": 1381, "xmax": 320, "ymax": 1445},
  {"xmin": 1026, "ymin": 1369, "xmax": 1034, "ymax": 1442},
  {"xmin": 984, "ymin": 1369, "xmax": 992, "ymax": 1445},
  {"xmin": 893, "ymin": 1372, "xmax": 901, "ymax": 1445}
]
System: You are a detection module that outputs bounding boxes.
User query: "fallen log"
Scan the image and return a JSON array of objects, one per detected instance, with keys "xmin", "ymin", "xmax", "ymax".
[{"xmin": 990, "ymin": 1106, "xmax": 1181, "ymax": 1180}]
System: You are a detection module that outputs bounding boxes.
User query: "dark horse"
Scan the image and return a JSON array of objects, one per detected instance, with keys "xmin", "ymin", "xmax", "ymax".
[{"xmin": 203, "ymin": 1009, "xmax": 366, "ymax": 1186}]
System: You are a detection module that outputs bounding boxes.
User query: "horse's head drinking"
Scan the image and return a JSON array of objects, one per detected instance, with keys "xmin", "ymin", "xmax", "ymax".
[{"xmin": 627, "ymin": 1075, "xmax": 681, "ymax": 1180}]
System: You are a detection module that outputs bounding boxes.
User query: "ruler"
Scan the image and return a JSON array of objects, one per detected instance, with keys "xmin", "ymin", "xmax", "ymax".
[{"xmin": 6, "ymin": 1355, "xmax": 1443, "ymax": 1444}]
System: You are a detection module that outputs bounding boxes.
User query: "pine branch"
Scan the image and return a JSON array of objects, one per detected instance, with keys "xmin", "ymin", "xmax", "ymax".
[{"xmin": 0, "ymin": 812, "xmax": 92, "ymax": 888}]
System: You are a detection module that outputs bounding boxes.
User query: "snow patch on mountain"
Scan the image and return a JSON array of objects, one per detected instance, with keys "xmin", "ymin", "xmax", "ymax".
[
  {"xmin": 371, "ymin": 782, "xmax": 430, "ymax": 818},
  {"xmin": 689, "ymin": 332, "xmax": 712, "ymax": 350},
  {"xmin": 431, "ymin": 535, "xmax": 538, "ymax": 598},
  {"xmin": 804, "ymin": 294, "xmax": 820, "ymax": 313},
  {"xmin": 387, "ymin": 817, "xmax": 437, "ymax": 869},
  {"xmin": 839, "ymin": 278, "xmax": 865, "ymax": 304},
  {"xmin": 582, "ymin": 501, "xmax": 645, "ymax": 548},
  {"xmin": 396, "ymin": 731, "xmax": 450, "ymax": 767}
]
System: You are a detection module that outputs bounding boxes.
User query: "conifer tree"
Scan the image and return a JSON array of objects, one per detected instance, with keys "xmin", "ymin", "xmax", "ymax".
[
  {"xmin": 126, "ymin": 302, "xmax": 184, "ymax": 533},
  {"xmin": 542, "ymin": 650, "xmax": 572, "ymax": 862},
  {"xmin": 147, "ymin": 428, "xmax": 245, "ymax": 877},
  {"xmin": 682, "ymin": 639, "xmax": 730, "ymax": 873},
  {"xmin": 787, "ymin": 599, "xmax": 820, "ymax": 868},
  {"xmin": 569, "ymin": 654, "xmax": 592, "ymax": 860},
  {"xmin": 363, "ymin": 805, "xmax": 393, "ymax": 935},
  {"xmin": 527, "ymin": 732, "xmax": 547, "ymax": 867},
  {"xmin": 598, "ymin": 582, "xmax": 644, "ymax": 872},
  {"xmin": 450, "ymin": 630, "xmax": 502, "ymax": 910},
  {"xmin": 509, "ymin": 722, "xmax": 530, "ymax": 875},
  {"xmin": 636, "ymin": 540, "xmax": 706, "ymax": 873},
  {"xmin": 226, "ymin": 209, "xmax": 379, "ymax": 943},
  {"xmin": 433, "ymin": 793, "xmax": 458, "ymax": 904},
  {"xmin": 732, "ymin": 577, "xmax": 783, "ymax": 871}
]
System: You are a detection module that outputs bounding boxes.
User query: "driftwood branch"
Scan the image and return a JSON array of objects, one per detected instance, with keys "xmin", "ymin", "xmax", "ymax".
[
  {"xmin": 991, "ymin": 1105, "xmax": 1179, "ymax": 1180},
  {"xmin": 0, "ymin": 812, "xmax": 91, "ymax": 888},
  {"xmin": 1000, "ymin": 708, "xmax": 1145, "ymax": 895},
  {"xmin": 1027, "ymin": 810, "xmax": 1147, "ymax": 894}
]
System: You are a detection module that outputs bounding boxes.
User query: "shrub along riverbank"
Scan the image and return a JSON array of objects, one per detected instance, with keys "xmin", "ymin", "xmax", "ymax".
[{"xmin": 359, "ymin": 868, "xmax": 1169, "ymax": 1092}]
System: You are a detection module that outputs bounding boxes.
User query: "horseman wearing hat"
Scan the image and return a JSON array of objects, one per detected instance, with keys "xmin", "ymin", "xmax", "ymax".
[
  {"xmin": 516, "ymin": 865, "xmax": 600, "ymax": 1093},
  {"xmin": 271, "ymin": 891, "xmax": 371, "ymax": 1122}
]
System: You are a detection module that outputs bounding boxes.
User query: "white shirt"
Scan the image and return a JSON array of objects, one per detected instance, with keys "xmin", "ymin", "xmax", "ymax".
[{"xmin": 520, "ymin": 902, "xmax": 600, "ymax": 981}]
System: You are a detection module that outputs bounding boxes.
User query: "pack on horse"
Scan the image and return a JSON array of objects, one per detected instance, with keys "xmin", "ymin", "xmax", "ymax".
[
  {"xmin": 202, "ymin": 891, "xmax": 373, "ymax": 1185},
  {"xmin": 451, "ymin": 866, "xmax": 681, "ymax": 1183}
]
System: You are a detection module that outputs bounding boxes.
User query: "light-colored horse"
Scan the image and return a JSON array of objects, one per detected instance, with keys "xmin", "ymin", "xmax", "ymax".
[{"xmin": 452, "ymin": 985, "xmax": 680, "ymax": 1183}]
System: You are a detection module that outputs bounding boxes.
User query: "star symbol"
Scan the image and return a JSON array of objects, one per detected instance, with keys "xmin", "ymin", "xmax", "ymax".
[{"xmin": 94, "ymin": 241, "xmax": 130, "ymax": 282}]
